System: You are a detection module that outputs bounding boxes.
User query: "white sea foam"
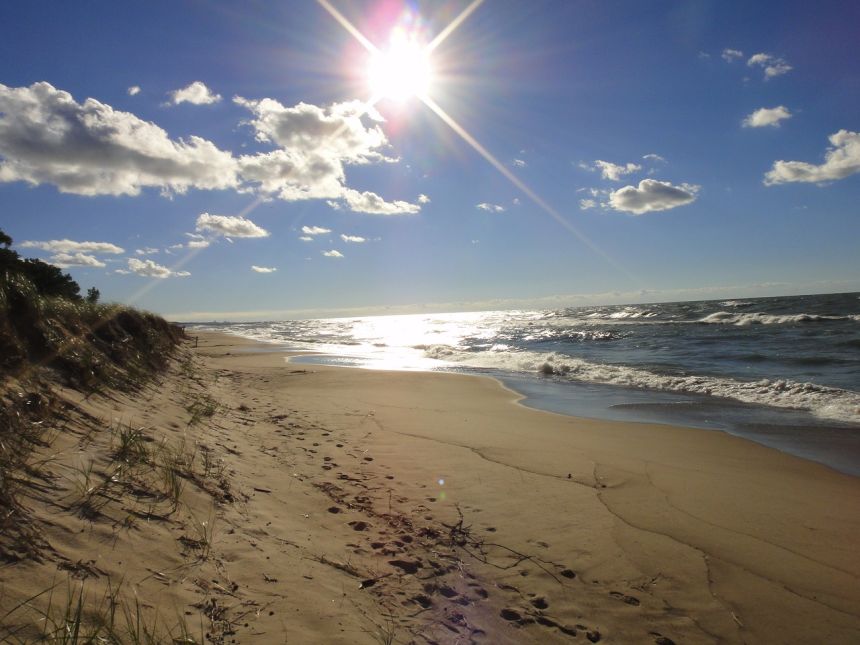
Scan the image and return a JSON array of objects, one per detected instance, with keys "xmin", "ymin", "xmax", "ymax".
[
  {"xmin": 587, "ymin": 308, "xmax": 657, "ymax": 320},
  {"xmin": 699, "ymin": 311, "xmax": 859, "ymax": 326},
  {"xmin": 420, "ymin": 346, "xmax": 860, "ymax": 424}
]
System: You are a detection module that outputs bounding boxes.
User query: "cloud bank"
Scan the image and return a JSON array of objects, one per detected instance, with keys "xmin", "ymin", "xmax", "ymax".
[
  {"xmin": 251, "ymin": 265, "xmax": 276, "ymax": 273},
  {"xmin": 0, "ymin": 82, "xmax": 237, "ymax": 196},
  {"xmin": 0, "ymin": 82, "xmax": 421, "ymax": 215}
]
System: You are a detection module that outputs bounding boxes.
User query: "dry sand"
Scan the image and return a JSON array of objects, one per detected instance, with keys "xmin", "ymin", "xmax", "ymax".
[{"xmin": 2, "ymin": 330, "xmax": 858, "ymax": 644}]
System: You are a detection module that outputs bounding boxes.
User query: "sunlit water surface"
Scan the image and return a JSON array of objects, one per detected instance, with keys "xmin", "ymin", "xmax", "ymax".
[{"xmin": 190, "ymin": 293, "xmax": 860, "ymax": 475}]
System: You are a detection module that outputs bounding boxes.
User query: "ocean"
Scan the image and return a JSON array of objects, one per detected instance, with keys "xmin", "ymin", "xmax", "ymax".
[{"xmin": 191, "ymin": 292, "xmax": 860, "ymax": 476}]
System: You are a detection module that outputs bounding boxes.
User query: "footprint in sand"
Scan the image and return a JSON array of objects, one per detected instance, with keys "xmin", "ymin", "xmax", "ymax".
[
  {"xmin": 648, "ymin": 633, "xmax": 676, "ymax": 645},
  {"xmin": 388, "ymin": 559, "xmax": 422, "ymax": 574},
  {"xmin": 467, "ymin": 582, "xmax": 489, "ymax": 599},
  {"xmin": 499, "ymin": 608, "xmax": 534, "ymax": 625},
  {"xmin": 348, "ymin": 520, "xmax": 370, "ymax": 531},
  {"xmin": 586, "ymin": 629, "xmax": 602, "ymax": 642},
  {"xmin": 530, "ymin": 596, "xmax": 549, "ymax": 609},
  {"xmin": 535, "ymin": 616, "xmax": 577, "ymax": 637},
  {"xmin": 412, "ymin": 594, "xmax": 433, "ymax": 609},
  {"xmin": 609, "ymin": 591, "xmax": 640, "ymax": 606},
  {"xmin": 559, "ymin": 568, "xmax": 577, "ymax": 579},
  {"xmin": 327, "ymin": 506, "xmax": 342, "ymax": 514},
  {"xmin": 438, "ymin": 585, "xmax": 459, "ymax": 598}
]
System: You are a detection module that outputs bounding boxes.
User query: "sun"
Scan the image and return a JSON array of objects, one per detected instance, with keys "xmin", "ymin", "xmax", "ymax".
[{"xmin": 367, "ymin": 28, "xmax": 433, "ymax": 102}]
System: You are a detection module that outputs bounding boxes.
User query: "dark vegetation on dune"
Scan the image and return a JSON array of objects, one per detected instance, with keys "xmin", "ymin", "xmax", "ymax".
[{"xmin": 0, "ymin": 227, "xmax": 185, "ymax": 561}]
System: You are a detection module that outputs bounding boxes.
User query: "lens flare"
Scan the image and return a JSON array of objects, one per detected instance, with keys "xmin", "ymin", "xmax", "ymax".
[{"xmin": 368, "ymin": 28, "xmax": 433, "ymax": 101}]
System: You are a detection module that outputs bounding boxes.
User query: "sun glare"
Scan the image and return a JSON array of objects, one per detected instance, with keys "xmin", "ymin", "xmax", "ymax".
[{"xmin": 367, "ymin": 29, "xmax": 433, "ymax": 102}]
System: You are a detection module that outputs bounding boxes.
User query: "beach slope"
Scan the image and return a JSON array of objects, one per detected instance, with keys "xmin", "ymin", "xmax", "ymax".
[{"xmin": 2, "ymin": 331, "xmax": 858, "ymax": 643}]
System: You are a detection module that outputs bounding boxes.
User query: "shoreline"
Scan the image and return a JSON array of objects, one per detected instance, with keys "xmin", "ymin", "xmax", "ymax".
[
  {"xmin": 192, "ymin": 331, "xmax": 860, "ymax": 642},
  {"xmin": 214, "ymin": 330, "xmax": 860, "ymax": 478}
]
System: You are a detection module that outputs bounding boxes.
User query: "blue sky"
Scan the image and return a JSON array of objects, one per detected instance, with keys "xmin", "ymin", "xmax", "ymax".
[{"xmin": 1, "ymin": 0, "xmax": 858, "ymax": 320}]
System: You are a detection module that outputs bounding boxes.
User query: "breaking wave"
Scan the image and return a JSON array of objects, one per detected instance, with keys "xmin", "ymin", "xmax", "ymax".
[
  {"xmin": 421, "ymin": 346, "xmax": 860, "ymax": 424},
  {"xmin": 699, "ymin": 311, "xmax": 860, "ymax": 326}
]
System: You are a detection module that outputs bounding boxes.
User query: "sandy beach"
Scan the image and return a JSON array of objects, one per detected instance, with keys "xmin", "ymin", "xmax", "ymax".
[{"xmin": 3, "ymin": 330, "xmax": 858, "ymax": 643}]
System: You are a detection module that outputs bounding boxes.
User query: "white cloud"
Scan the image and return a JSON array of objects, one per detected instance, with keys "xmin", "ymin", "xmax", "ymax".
[
  {"xmin": 196, "ymin": 213, "xmax": 269, "ymax": 238},
  {"xmin": 594, "ymin": 160, "xmax": 641, "ymax": 181},
  {"xmin": 170, "ymin": 81, "xmax": 221, "ymax": 106},
  {"xmin": 20, "ymin": 239, "xmax": 124, "ymax": 255},
  {"xmin": 234, "ymin": 96, "xmax": 418, "ymax": 212},
  {"xmin": 251, "ymin": 265, "xmax": 277, "ymax": 273},
  {"xmin": 513, "ymin": 158, "xmax": 526, "ymax": 168},
  {"xmin": 608, "ymin": 179, "xmax": 699, "ymax": 214},
  {"xmin": 126, "ymin": 258, "xmax": 190, "ymax": 278},
  {"xmin": 0, "ymin": 82, "xmax": 237, "ymax": 196},
  {"xmin": 764, "ymin": 130, "xmax": 860, "ymax": 185},
  {"xmin": 235, "ymin": 97, "xmax": 388, "ymax": 163},
  {"xmin": 0, "ymin": 82, "xmax": 424, "ymax": 214},
  {"xmin": 299, "ymin": 236, "xmax": 313, "ymax": 242},
  {"xmin": 127, "ymin": 85, "xmax": 141, "ymax": 96},
  {"xmin": 417, "ymin": 193, "xmax": 430, "ymax": 204},
  {"xmin": 322, "ymin": 249, "xmax": 343, "ymax": 258},
  {"xmin": 343, "ymin": 189, "xmax": 420, "ymax": 215},
  {"xmin": 476, "ymin": 202, "xmax": 505, "ymax": 212},
  {"xmin": 747, "ymin": 53, "xmax": 792, "ymax": 79},
  {"xmin": 512, "ymin": 197, "xmax": 521, "ymax": 205},
  {"xmin": 49, "ymin": 252, "xmax": 105, "ymax": 268},
  {"xmin": 579, "ymin": 199, "xmax": 598, "ymax": 210},
  {"xmin": 340, "ymin": 234, "xmax": 366, "ymax": 243},
  {"xmin": 238, "ymin": 148, "xmax": 346, "ymax": 201},
  {"xmin": 721, "ymin": 48, "xmax": 744, "ymax": 62},
  {"xmin": 743, "ymin": 106, "xmax": 792, "ymax": 128},
  {"xmin": 643, "ymin": 153, "xmax": 666, "ymax": 163},
  {"xmin": 135, "ymin": 247, "xmax": 159, "ymax": 256},
  {"xmin": 187, "ymin": 239, "xmax": 210, "ymax": 249},
  {"xmin": 301, "ymin": 225, "xmax": 331, "ymax": 236},
  {"xmin": 234, "ymin": 98, "xmax": 384, "ymax": 203}
]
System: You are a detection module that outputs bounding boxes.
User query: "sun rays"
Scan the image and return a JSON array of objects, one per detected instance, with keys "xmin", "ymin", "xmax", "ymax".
[{"xmin": 316, "ymin": 0, "xmax": 633, "ymax": 282}]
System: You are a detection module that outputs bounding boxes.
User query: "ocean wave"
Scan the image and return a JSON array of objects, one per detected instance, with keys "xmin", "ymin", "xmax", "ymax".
[
  {"xmin": 699, "ymin": 311, "xmax": 859, "ymax": 326},
  {"xmin": 419, "ymin": 347, "xmax": 860, "ymax": 424},
  {"xmin": 587, "ymin": 308, "xmax": 658, "ymax": 320}
]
